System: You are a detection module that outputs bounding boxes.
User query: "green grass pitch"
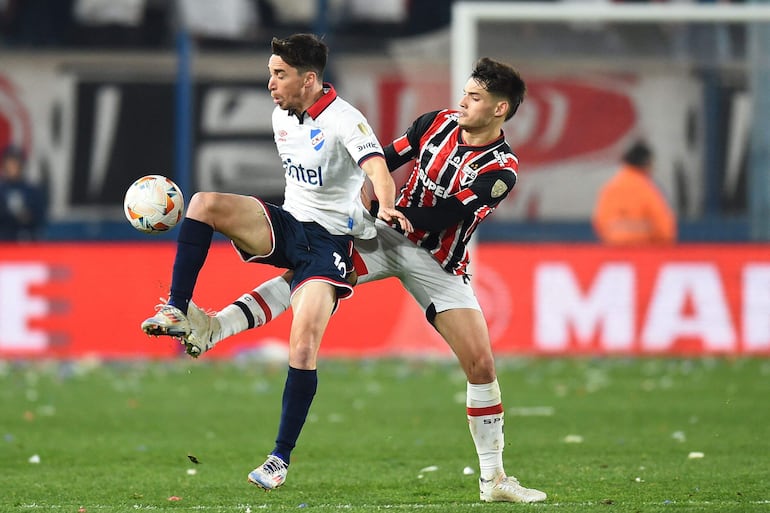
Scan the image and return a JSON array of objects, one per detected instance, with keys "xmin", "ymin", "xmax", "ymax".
[{"xmin": 1, "ymin": 357, "xmax": 768, "ymax": 512}]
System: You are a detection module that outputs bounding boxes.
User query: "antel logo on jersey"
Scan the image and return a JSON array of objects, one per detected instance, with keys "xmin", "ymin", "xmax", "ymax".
[
  {"xmin": 283, "ymin": 158, "xmax": 324, "ymax": 186},
  {"xmin": 310, "ymin": 128, "xmax": 325, "ymax": 151}
]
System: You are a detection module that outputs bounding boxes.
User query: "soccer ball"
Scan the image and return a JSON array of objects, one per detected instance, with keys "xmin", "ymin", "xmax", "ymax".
[{"xmin": 123, "ymin": 175, "xmax": 185, "ymax": 234}]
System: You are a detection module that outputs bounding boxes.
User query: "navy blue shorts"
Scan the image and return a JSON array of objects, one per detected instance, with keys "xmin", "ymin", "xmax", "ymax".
[{"xmin": 233, "ymin": 201, "xmax": 355, "ymax": 299}]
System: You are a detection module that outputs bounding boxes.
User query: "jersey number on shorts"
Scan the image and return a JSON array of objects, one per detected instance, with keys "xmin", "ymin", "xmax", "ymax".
[{"xmin": 333, "ymin": 252, "xmax": 347, "ymax": 277}]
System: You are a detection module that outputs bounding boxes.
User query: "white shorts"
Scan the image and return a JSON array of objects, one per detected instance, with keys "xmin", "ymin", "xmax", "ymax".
[{"xmin": 353, "ymin": 221, "xmax": 481, "ymax": 315}]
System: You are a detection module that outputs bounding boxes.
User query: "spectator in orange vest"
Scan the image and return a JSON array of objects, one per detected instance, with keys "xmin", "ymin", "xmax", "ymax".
[{"xmin": 592, "ymin": 141, "xmax": 677, "ymax": 245}]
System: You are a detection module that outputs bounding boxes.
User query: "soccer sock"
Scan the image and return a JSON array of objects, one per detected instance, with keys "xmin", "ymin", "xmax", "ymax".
[
  {"xmin": 466, "ymin": 379, "xmax": 505, "ymax": 481},
  {"xmin": 216, "ymin": 276, "xmax": 291, "ymax": 339},
  {"xmin": 272, "ymin": 366, "xmax": 318, "ymax": 465},
  {"xmin": 168, "ymin": 218, "xmax": 213, "ymax": 313}
]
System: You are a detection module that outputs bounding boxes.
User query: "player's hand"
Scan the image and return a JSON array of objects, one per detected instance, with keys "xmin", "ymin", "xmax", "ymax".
[{"xmin": 378, "ymin": 207, "xmax": 413, "ymax": 233}]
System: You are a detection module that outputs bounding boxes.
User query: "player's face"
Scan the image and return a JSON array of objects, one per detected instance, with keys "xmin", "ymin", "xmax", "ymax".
[
  {"xmin": 457, "ymin": 77, "xmax": 506, "ymax": 130},
  {"xmin": 267, "ymin": 55, "xmax": 310, "ymax": 112}
]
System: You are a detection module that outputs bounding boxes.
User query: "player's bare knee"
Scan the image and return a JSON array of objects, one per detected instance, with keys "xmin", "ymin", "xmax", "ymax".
[
  {"xmin": 289, "ymin": 344, "xmax": 317, "ymax": 369},
  {"xmin": 187, "ymin": 192, "xmax": 221, "ymax": 222},
  {"xmin": 464, "ymin": 354, "xmax": 496, "ymax": 383}
]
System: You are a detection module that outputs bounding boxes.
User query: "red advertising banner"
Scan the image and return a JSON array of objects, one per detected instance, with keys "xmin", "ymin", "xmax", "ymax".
[{"xmin": 0, "ymin": 242, "xmax": 768, "ymax": 359}]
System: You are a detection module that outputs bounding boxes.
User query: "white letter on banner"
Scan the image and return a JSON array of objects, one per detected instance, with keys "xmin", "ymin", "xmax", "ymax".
[
  {"xmin": 0, "ymin": 264, "xmax": 50, "ymax": 351},
  {"xmin": 535, "ymin": 263, "xmax": 634, "ymax": 351},
  {"xmin": 641, "ymin": 264, "xmax": 735, "ymax": 352},
  {"xmin": 743, "ymin": 264, "xmax": 770, "ymax": 352}
]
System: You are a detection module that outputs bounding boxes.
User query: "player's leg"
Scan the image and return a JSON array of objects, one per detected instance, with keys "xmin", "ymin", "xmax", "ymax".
[
  {"xmin": 184, "ymin": 272, "xmax": 293, "ymax": 357},
  {"xmin": 248, "ymin": 224, "xmax": 354, "ymax": 491},
  {"xmin": 185, "ymin": 223, "xmax": 393, "ymax": 356},
  {"xmin": 433, "ymin": 308, "xmax": 545, "ymax": 503},
  {"xmin": 141, "ymin": 192, "xmax": 271, "ymax": 337},
  {"xmin": 398, "ymin": 247, "xmax": 546, "ymax": 503},
  {"xmin": 248, "ymin": 280, "xmax": 337, "ymax": 490}
]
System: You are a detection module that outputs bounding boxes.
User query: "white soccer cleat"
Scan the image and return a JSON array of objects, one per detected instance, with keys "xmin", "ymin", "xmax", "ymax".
[
  {"xmin": 479, "ymin": 474, "xmax": 547, "ymax": 503},
  {"xmin": 141, "ymin": 303, "xmax": 190, "ymax": 337},
  {"xmin": 183, "ymin": 301, "xmax": 221, "ymax": 358},
  {"xmin": 247, "ymin": 454, "xmax": 289, "ymax": 490}
]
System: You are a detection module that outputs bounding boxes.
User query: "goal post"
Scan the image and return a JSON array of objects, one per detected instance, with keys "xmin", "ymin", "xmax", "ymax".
[
  {"xmin": 451, "ymin": 2, "xmax": 770, "ymax": 94},
  {"xmin": 450, "ymin": 1, "xmax": 770, "ymax": 240}
]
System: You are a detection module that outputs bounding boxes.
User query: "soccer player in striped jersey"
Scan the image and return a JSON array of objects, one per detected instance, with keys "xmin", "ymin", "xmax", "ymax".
[
  {"xmin": 185, "ymin": 57, "xmax": 546, "ymax": 503},
  {"xmin": 140, "ymin": 33, "xmax": 411, "ymax": 491}
]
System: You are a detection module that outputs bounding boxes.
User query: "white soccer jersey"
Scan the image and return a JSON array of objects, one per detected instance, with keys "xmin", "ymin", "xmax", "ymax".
[{"xmin": 273, "ymin": 84, "xmax": 383, "ymax": 239}]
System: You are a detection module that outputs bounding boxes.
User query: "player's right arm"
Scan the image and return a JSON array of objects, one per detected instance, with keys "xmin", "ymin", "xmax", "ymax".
[{"xmin": 383, "ymin": 110, "xmax": 443, "ymax": 170}]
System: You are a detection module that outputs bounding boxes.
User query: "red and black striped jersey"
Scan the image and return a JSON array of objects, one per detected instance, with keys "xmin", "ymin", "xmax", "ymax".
[{"xmin": 383, "ymin": 109, "xmax": 518, "ymax": 276}]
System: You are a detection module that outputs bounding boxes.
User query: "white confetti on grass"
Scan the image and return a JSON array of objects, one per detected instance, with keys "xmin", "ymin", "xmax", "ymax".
[
  {"xmin": 563, "ymin": 434, "xmax": 584, "ymax": 444},
  {"xmin": 417, "ymin": 465, "xmax": 439, "ymax": 479},
  {"xmin": 671, "ymin": 431, "xmax": 686, "ymax": 442},
  {"xmin": 688, "ymin": 451, "xmax": 705, "ymax": 459},
  {"xmin": 28, "ymin": 454, "xmax": 40, "ymax": 464},
  {"xmin": 463, "ymin": 466, "xmax": 475, "ymax": 475}
]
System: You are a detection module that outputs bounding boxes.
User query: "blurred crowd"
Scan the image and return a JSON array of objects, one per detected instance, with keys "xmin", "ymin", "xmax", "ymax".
[{"xmin": 0, "ymin": 0, "xmax": 452, "ymax": 51}]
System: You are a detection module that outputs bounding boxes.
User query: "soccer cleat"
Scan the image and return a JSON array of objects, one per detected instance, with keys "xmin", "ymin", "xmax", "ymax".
[
  {"xmin": 183, "ymin": 301, "xmax": 221, "ymax": 358},
  {"xmin": 141, "ymin": 303, "xmax": 190, "ymax": 337},
  {"xmin": 479, "ymin": 474, "xmax": 547, "ymax": 503},
  {"xmin": 247, "ymin": 455, "xmax": 289, "ymax": 490}
]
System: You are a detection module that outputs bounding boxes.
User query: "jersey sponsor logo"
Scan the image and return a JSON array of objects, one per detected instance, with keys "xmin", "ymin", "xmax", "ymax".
[
  {"xmin": 357, "ymin": 141, "xmax": 378, "ymax": 152},
  {"xmin": 310, "ymin": 128, "xmax": 325, "ymax": 151},
  {"xmin": 491, "ymin": 179, "xmax": 508, "ymax": 198},
  {"xmin": 283, "ymin": 158, "xmax": 324, "ymax": 186},
  {"xmin": 493, "ymin": 150, "xmax": 511, "ymax": 168},
  {"xmin": 418, "ymin": 167, "xmax": 450, "ymax": 198}
]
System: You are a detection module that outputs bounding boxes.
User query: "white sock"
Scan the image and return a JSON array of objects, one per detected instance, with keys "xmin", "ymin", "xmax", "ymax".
[
  {"xmin": 466, "ymin": 380, "xmax": 505, "ymax": 481},
  {"xmin": 216, "ymin": 276, "xmax": 291, "ymax": 339}
]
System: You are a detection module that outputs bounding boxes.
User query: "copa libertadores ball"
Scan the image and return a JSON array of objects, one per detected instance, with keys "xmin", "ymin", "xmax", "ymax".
[{"xmin": 123, "ymin": 174, "xmax": 185, "ymax": 234}]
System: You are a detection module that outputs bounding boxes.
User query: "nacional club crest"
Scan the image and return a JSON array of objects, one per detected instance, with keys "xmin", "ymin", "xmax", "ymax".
[{"xmin": 310, "ymin": 128, "xmax": 325, "ymax": 151}]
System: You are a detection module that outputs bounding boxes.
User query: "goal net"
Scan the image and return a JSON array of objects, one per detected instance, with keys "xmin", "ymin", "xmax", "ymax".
[{"xmin": 450, "ymin": 1, "xmax": 770, "ymax": 233}]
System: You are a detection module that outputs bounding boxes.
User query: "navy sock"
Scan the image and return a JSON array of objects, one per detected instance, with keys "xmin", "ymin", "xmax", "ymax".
[
  {"xmin": 272, "ymin": 366, "xmax": 318, "ymax": 465},
  {"xmin": 168, "ymin": 218, "xmax": 213, "ymax": 313}
]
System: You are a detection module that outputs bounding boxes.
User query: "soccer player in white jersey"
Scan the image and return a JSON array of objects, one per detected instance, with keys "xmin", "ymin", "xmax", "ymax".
[
  {"xmin": 183, "ymin": 58, "xmax": 547, "ymax": 503},
  {"xmin": 140, "ymin": 33, "xmax": 411, "ymax": 491}
]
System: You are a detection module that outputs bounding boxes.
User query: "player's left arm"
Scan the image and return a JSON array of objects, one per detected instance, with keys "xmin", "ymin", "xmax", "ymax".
[{"xmin": 392, "ymin": 170, "xmax": 516, "ymax": 232}]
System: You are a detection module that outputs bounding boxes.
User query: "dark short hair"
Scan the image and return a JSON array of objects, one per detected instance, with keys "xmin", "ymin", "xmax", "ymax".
[
  {"xmin": 271, "ymin": 33, "xmax": 328, "ymax": 78},
  {"xmin": 470, "ymin": 57, "xmax": 526, "ymax": 121},
  {"xmin": 622, "ymin": 141, "xmax": 652, "ymax": 167}
]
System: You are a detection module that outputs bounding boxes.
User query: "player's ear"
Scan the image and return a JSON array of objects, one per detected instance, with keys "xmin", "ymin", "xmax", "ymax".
[{"xmin": 494, "ymin": 100, "xmax": 509, "ymax": 119}]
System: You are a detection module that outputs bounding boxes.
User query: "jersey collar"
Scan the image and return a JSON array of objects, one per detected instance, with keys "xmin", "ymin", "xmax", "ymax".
[
  {"xmin": 306, "ymin": 83, "xmax": 337, "ymax": 119},
  {"xmin": 288, "ymin": 83, "xmax": 337, "ymax": 123},
  {"xmin": 457, "ymin": 128, "xmax": 506, "ymax": 152}
]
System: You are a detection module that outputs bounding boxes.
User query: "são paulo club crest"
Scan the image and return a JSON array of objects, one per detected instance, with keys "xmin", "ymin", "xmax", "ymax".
[{"xmin": 0, "ymin": 75, "xmax": 32, "ymax": 156}]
